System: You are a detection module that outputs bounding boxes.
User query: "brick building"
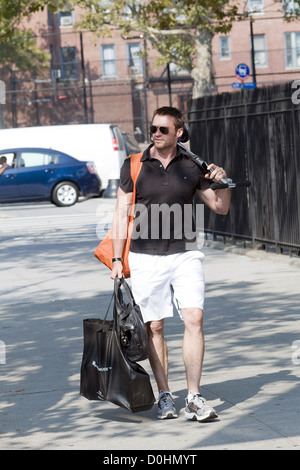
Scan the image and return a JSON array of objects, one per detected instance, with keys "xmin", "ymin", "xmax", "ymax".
[
  {"xmin": 212, "ymin": 0, "xmax": 300, "ymax": 92},
  {"xmin": 1, "ymin": 1, "xmax": 299, "ymax": 134},
  {"xmin": 1, "ymin": 5, "xmax": 193, "ymax": 138}
]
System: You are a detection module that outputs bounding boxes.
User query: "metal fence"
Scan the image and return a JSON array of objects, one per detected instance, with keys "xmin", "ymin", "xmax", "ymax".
[{"xmin": 189, "ymin": 82, "xmax": 300, "ymax": 256}]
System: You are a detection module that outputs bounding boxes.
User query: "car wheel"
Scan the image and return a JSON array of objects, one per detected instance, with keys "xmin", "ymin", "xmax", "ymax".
[{"xmin": 52, "ymin": 181, "xmax": 79, "ymax": 207}]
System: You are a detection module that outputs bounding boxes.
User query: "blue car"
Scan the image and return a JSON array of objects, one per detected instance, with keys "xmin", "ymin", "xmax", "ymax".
[{"xmin": 0, "ymin": 148, "xmax": 101, "ymax": 207}]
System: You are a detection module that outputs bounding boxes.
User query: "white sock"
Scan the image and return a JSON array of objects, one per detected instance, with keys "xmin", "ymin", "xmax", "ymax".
[{"xmin": 187, "ymin": 392, "xmax": 201, "ymax": 402}]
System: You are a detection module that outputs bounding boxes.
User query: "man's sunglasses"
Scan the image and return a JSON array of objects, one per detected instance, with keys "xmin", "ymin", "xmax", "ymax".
[{"xmin": 150, "ymin": 125, "xmax": 169, "ymax": 135}]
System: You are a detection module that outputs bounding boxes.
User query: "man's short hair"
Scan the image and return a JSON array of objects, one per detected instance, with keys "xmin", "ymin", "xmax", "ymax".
[
  {"xmin": 152, "ymin": 106, "xmax": 184, "ymax": 131},
  {"xmin": 0, "ymin": 156, "xmax": 7, "ymax": 164}
]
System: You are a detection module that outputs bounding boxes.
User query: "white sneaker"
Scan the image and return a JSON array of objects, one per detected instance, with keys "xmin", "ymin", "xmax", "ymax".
[{"xmin": 185, "ymin": 393, "xmax": 218, "ymax": 422}]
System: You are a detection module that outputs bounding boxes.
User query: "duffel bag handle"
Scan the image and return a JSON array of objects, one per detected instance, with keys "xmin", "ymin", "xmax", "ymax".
[{"xmin": 114, "ymin": 277, "xmax": 136, "ymax": 308}]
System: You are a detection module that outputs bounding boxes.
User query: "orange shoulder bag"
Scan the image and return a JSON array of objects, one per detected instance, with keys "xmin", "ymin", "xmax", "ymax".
[{"xmin": 94, "ymin": 152, "xmax": 143, "ymax": 278}]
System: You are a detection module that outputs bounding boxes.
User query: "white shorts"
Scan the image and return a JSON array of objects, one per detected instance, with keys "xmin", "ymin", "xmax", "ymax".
[{"xmin": 128, "ymin": 250, "xmax": 205, "ymax": 323}]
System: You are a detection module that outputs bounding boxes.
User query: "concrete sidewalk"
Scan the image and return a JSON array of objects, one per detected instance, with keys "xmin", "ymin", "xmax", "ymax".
[{"xmin": 0, "ymin": 237, "xmax": 300, "ymax": 450}]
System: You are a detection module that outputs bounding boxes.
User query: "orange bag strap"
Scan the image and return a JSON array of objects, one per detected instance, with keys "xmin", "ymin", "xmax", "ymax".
[
  {"xmin": 130, "ymin": 152, "xmax": 143, "ymax": 188},
  {"xmin": 129, "ymin": 152, "xmax": 143, "ymax": 219}
]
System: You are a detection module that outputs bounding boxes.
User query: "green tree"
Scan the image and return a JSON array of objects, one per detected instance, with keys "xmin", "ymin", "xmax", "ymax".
[
  {"xmin": 0, "ymin": 0, "xmax": 65, "ymax": 72},
  {"xmin": 74, "ymin": 0, "xmax": 239, "ymax": 98}
]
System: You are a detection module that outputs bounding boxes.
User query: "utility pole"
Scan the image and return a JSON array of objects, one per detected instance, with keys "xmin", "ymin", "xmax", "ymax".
[
  {"xmin": 250, "ymin": 18, "xmax": 257, "ymax": 86},
  {"xmin": 80, "ymin": 32, "xmax": 88, "ymax": 124},
  {"xmin": 167, "ymin": 64, "xmax": 172, "ymax": 106}
]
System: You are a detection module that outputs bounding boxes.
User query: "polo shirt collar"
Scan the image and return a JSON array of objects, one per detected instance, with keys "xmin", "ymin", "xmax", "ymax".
[{"xmin": 141, "ymin": 143, "xmax": 190, "ymax": 162}]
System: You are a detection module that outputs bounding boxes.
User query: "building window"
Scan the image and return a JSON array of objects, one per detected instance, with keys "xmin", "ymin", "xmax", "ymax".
[
  {"xmin": 253, "ymin": 34, "xmax": 267, "ymax": 66},
  {"xmin": 60, "ymin": 47, "xmax": 78, "ymax": 80},
  {"xmin": 285, "ymin": 32, "xmax": 300, "ymax": 68},
  {"xmin": 169, "ymin": 63, "xmax": 188, "ymax": 76},
  {"xmin": 58, "ymin": 10, "xmax": 74, "ymax": 27},
  {"xmin": 127, "ymin": 43, "xmax": 143, "ymax": 75},
  {"xmin": 101, "ymin": 45, "xmax": 117, "ymax": 77},
  {"xmin": 282, "ymin": 0, "xmax": 300, "ymax": 13},
  {"xmin": 248, "ymin": 0, "xmax": 264, "ymax": 13},
  {"xmin": 219, "ymin": 37, "xmax": 231, "ymax": 59},
  {"xmin": 47, "ymin": 7, "xmax": 54, "ymax": 28}
]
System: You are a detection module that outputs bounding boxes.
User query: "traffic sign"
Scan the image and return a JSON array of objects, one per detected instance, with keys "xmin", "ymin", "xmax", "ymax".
[
  {"xmin": 235, "ymin": 63, "xmax": 250, "ymax": 82},
  {"xmin": 232, "ymin": 82, "xmax": 256, "ymax": 89},
  {"xmin": 244, "ymin": 82, "xmax": 256, "ymax": 89}
]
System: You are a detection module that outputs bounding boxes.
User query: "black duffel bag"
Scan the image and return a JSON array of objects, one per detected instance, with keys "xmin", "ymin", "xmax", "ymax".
[
  {"xmin": 115, "ymin": 277, "xmax": 149, "ymax": 363},
  {"xmin": 80, "ymin": 279, "xmax": 155, "ymax": 413}
]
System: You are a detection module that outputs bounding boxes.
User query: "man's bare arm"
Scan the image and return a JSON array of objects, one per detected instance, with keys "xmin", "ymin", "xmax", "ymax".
[
  {"xmin": 110, "ymin": 187, "xmax": 133, "ymax": 279},
  {"xmin": 197, "ymin": 163, "xmax": 231, "ymax": 215}
]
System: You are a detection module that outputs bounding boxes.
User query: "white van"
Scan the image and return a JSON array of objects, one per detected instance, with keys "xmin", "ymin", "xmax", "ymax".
[{"xmin": 0, "ymin": 124, "xmax": 127, "ymax": 197}]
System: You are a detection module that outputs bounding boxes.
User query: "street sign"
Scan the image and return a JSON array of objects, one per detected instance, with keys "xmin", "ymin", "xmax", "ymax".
[
  {"xmin": 244, "ymin": 82, "xmax": 256, "ymax": 89},
  {"xmin": 232, "ymin": 82, "xmax": 256, "ymax": 89},
  {"xmin": 235, "ymin": 63, "xmax": 250, "ymax": 82}
]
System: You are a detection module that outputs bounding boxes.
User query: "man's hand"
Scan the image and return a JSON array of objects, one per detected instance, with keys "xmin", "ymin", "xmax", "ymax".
[
  {"xmin": 110, "ymin": 260, "xmax": 124, "ymax": 280},
  {"xmin": 205, "ymin": 164, "xmax": 228, "ymax": 183},
  {"xmin": 198, "ymin": 163, "xmax": 231, "ymax": 215}
]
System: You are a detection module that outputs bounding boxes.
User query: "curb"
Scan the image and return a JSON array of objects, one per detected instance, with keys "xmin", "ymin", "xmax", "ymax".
[{"xmin": 204, "ymin": 240, "xmax": 300, "ymax": 269}]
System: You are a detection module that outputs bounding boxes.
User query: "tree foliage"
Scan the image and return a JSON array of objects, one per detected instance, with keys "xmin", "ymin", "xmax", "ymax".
[
  {"xmin": 0, "ymin": 0, "xmax": 65, "ymax": 72},
  {"xmin": 2, "ymin": 1, "xmax": 298, "ymax": 88},
  {"xmin": 75, "ymin": 0, "xmax": 239, "ymax": 74}
]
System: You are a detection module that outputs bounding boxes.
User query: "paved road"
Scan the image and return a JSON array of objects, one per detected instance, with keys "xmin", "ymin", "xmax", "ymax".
[
  {"xmin": 0, "ymin": 197, "xmax": 115, "ymax": 238},
  {"xmin": 0, "ymin": 199, "xmax": 300, "ymax": 451}
]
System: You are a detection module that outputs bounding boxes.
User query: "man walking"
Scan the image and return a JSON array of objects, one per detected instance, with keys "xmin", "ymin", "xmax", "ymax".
[{"xmin": 111, "ymin": 106, "xmax": 231, "ymax": 421}]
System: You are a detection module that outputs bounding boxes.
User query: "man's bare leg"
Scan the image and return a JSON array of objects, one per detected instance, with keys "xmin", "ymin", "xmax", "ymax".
[
  {"xmin": 147, "ymin": 319, "xmax": 178, "ymax": 419},
  {"xmin": 181, "ymin": 307, "xmax": 204, "ymax": 393},
  {"xmin": 147, "ymin": 320, "xmax": 169, "ymax": 392},
  {"xmin": 182, "ymin": 307, "xmax": 218, "ymax": 421}
]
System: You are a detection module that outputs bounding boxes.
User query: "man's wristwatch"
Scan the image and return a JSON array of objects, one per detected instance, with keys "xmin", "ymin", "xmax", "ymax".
[{"xmin": 112, "ymin": 257, "xmax": 123, "ymax": 263}]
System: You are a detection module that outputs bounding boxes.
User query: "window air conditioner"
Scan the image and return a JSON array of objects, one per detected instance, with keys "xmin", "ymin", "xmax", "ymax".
[{"xmin": 60, "ymin": 16, "xmax": 73, "ymax": 26}]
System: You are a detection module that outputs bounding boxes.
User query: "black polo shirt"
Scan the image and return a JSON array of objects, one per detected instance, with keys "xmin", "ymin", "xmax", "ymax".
[{"xmin": 120, "ymin": 144, "xmax": 212, "ymax": 255}]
